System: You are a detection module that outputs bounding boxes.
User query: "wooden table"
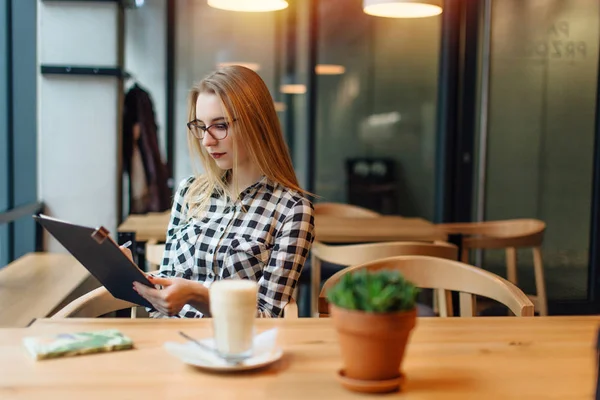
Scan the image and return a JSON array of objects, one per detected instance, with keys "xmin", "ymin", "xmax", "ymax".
[
  {"xmin": 117, "ymin": 211, "xmax": 170, "ymax": 243},
  {"xmin": 0, "ymin": 317, "xmax": 596, "ymax": 399},
  {"xmin": 0, "ymin": 253, "xmax": 92, "ymax": 328},
  {"xmin": 313, "ymin": 216, "xmax": 445, "ymax": 243},
  {"xmin": 117, "ymin": 213, "xmax": 445, "ymax": 243}
]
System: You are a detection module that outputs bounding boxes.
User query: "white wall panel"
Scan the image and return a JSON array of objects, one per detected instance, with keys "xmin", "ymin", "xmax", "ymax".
[
  {"xmin": 38, "ymin": 1, "xmax": 119, "ymax": 251},
  {"xmin": 39, "ymin": 2, "xmax": 118, "ymax": 65}
]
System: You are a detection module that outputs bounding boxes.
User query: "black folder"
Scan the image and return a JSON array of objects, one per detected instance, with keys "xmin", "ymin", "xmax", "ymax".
[{"xmin": 33, "ymin": 214, "xmax": 154, "ymax": 309}]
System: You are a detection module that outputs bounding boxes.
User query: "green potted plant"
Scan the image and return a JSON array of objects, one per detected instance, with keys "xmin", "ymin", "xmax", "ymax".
[{"xmin": 327, "ymin": 269, "xmax": 419, "ymax": 393}]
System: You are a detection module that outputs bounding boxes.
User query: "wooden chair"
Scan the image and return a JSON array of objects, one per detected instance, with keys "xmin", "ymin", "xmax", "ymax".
[
  {"xmin": 52, "ymin": 286, "xmax": 299, "ymax": 319},
  {"xmin": 52, "ymin": 287, "xmax": 139, "ymax": 319},
  {"xmin": 307, "ymin": 202, "xmax": 379, "ymax": 314},
  {"xmin": 0, "ymin": 253, "xmax": 95, "ymax": 328},
  {"xmin": 437, "ymin": 219, "xmax": 548, "ymax": 316},
  {"xmin": 318, "ymin": 255, "xmax": 534, "ymax": 317},
  {"xmin": 310, "ymin": 241, "xmax": 459, "ymax": 317},
  {"xmin": 313, "ymin": 202, "xmax": 381, "ymax": 218}
]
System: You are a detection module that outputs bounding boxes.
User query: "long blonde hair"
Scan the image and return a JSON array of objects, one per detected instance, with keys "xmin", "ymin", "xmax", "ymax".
[{"xmin": 185, "ymin": 65, "xmax": 305, "ymax": 218}]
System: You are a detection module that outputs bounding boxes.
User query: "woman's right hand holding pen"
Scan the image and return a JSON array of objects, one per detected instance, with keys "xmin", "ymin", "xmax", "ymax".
[{"xmin": 120, "ymin": 240, "xmax": 134, "ymax": 262}]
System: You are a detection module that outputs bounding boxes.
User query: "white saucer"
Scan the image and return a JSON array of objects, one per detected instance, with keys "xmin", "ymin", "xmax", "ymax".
[
  {"xmin": 166, "ymin": 344, "xmax": 284, "ymax": 372},
  {"xmin": 164, "ymin": 328, "xmax": 283, "ymax": 372}
]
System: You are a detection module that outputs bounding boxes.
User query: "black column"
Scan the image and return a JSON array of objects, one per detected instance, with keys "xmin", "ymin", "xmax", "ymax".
[
  {"xmin": 434, "ymin": 0, "xmax": 480, "ymax": 224},
  {"xmin": 434, "ymin": 0, "xmax": 462, "ymax": 224},
  {"xmin": 165, "ymin": 0, "xmax": 175, "ymax": 188},
  {"xmin": 306, "ymin": 0, "xmax": 318, "ymax": 194},
  {"xmin": 283, "ymin": 0, "xmax": 297, "ymax": 157}
]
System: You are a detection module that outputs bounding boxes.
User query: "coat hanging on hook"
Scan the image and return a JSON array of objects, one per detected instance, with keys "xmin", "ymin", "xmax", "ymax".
[{"xmin": 123, "ymin": 84, "xmax": 171, "ymax": 214}]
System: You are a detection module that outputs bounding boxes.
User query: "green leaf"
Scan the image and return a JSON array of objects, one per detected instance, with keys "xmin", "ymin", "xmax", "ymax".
[{"xmin": 326, "ymin": 269, "xmax": 420, "ymax": 313}]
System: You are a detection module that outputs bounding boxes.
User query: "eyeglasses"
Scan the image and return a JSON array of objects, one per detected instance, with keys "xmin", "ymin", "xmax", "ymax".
[{"xmin": 187, "ymin": 119, "xmax": 236, "ymax": 140}]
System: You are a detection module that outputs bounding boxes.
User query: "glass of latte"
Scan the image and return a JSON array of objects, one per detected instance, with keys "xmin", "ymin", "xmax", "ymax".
[{"xmin": 209, "ymin": 279, "xmax": 258, "ymax": 363}]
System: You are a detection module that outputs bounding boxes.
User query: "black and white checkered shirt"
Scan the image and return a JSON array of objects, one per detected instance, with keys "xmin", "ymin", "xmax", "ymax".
[{"xmin": 154, "ymin": 175, "xmax": 315, "ymax": 318}]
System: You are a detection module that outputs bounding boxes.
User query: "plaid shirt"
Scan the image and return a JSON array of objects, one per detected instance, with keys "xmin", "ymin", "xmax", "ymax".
[{"xmin": 153, "ymin": 175, "xmax": 315, "ymax": 318}]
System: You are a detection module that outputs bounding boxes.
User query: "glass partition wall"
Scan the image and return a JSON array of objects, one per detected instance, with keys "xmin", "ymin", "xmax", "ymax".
[
  {"xmin": 475, "ymin": 0, "xmax": 600, "ymax": 304},
  {"xmin": 315, "ymin": 0, "xmax": 441, "ymax": 218}
]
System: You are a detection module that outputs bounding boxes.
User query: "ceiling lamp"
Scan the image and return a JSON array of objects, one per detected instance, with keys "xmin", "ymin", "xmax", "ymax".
[
  {"xmin": 363, "ymin": 0, "xmax": 442, "ymax": 18},
  {"xmin": 315, "ymin": 64, "xmax": 346, "ymax": 75},
  {"xmin": 208, "ymin": 0, "xmax": 288, "ymax": 12},
  {"xmin": 280, "ymin": 84, "xmax": 306, "ymax": 94},
  {"xmin": 217, "ymin": 62, "xmax": 261, "ymax": 71}
]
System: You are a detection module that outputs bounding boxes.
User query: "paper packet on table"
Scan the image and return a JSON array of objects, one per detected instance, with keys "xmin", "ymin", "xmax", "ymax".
[{"xmin": 22, "ymin": 328, "xmax": 134, "ymax": 360}]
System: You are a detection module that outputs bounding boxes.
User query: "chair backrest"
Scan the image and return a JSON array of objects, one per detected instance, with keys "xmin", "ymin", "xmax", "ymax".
[
  {"xmin": 145, "ymin": 241, "xmax": 165, "ymax": 272},
  {"xmin": 319, "ymin": 255, "xmax": 534, "ymax": 317},
  {"xmin": 52, "ymin": 287, "xmax": 300, "ymax": 319},
  {"xmin": 314, "ymin": 202, "xmax": 381, "ymax": 218},
  {"xmin": 312, "ymin": 240, "xmax": 458, "ymax": 266},
  {"xmin": 52, "ymin": 287, "xmax": 137, "ymax": 318},
  {"xmin": 437, "ymin": 219, "xmax": 546, "ymax": 249}
]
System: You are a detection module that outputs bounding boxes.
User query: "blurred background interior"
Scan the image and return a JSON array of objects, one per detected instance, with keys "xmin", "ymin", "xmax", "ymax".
[{"xmin": 1, "ymin": 0, "xmax": 600, "ymax": 316}]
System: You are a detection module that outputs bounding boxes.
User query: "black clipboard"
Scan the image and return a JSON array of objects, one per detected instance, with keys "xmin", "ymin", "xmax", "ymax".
[{"xmin": 33, "ymin": 214, "xmax": 155, "ymax": 309}]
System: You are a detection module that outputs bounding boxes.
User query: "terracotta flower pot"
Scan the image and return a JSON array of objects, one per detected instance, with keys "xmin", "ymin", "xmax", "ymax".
[{"xmin": 330, "ymin": 304, "xmax": 417, "ymax": 382}]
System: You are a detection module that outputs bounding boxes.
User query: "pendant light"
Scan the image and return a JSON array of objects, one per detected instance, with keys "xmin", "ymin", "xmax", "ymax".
[
  {"xmin": 315, "ymin": 64, "xmax": 346, "ymax": 75},
  {"xmin": 280, "ymin": 84, "xmax": 306, "ymax": 94},
  {"xmin": 363, "ymin": 0, "xmax": 442, "ymax": 18},
  {"xmin": 208, "ymin": 0, "xmax": 288, "ymax": 12}
]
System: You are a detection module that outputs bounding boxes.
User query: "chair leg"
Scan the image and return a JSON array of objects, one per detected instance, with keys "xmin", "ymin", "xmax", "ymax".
[
  {"xmin": 460, "ymin": 247, "xmax": 470, "ymax": 264},
  {"xmin": 505, "ymin": 247, "xmax": 518, "ymax": 285},
  {"xmin": 532, "ymin": 247, "xmax": 548, "ymax": 316},
  {"xmin": 311, "ymin": 254, "xmax": 321, "ymax": 317}
]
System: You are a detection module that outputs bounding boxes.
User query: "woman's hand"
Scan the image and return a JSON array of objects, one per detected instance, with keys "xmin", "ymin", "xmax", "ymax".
[
  {"xmin": 133, "ymin": 276, "xmax": 195, "ymax": 317},
  {"xmin": 120, "ymin": 245, "xmax": 134, "ymax": 262}
]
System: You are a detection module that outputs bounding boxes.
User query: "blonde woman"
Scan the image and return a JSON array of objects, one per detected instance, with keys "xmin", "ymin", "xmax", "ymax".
[{"xmin": 132, "ymin": 66, "xmax": 315, "ymax": 318}]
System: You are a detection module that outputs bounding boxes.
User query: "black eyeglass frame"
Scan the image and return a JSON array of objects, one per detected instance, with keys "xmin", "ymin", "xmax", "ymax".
[{"xmin": 186, "ymin": 118, "xmax": 237, "ymax": 140}]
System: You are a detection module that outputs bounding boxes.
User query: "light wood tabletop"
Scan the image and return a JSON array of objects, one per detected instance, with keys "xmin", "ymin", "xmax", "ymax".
[
  {"xmin": 0, "ymin": 253, "xmax": 90, "ymax": 328},
  {"xmin": 117, "ymin": 211, "xmax": 170, "ymax": 242},
  {"xmin": 313, "ymin": 215, "xmax": 446, "ymax": 243},
  {"xmin": 0, "ymin": 317, "xmax": 596, "ymax": 399},
  {"xmin": 118, "ymin": 212, "xmax": 445, "ymax": 243}
]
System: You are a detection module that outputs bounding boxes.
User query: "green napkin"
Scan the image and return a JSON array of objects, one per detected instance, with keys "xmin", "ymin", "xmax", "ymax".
[{"xmin": 23, "ymin": 329, "xmax": 134, "ymax": 360}]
